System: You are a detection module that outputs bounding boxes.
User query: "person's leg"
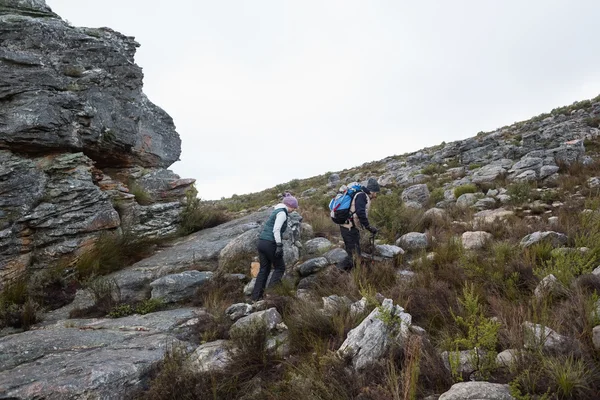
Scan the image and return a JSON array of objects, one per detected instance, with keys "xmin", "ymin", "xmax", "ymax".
[
  {"xmin": 340, "ymin": 226, "xmax": 361, "ymax": 270},
  {"xmin": 267, "ymin": 248, "xmax": 286, "ymax": 288},
  {"xmin": 251, "ymin": 240, "xmax": 274, "ymax": 301}
]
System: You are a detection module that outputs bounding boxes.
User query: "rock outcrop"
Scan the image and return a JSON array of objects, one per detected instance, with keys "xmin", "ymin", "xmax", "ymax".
[{"xmin": 0, "ymin": 0, "xmax": 194, "ymax": 286}]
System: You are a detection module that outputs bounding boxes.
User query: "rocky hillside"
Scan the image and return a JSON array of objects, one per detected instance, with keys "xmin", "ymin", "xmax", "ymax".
[
  {"xmin": 2, "ymin": 1, "xmax": 600, "ymax": 399},
  {"xmin": 0, "ymin": 0, "xmax": 195, "ymax": 286}
]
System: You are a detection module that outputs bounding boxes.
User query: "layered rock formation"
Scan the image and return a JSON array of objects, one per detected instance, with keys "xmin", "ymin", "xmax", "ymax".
[{"xmin": 0, "ymin": 0, "xmax": 194, "ymax": 285}]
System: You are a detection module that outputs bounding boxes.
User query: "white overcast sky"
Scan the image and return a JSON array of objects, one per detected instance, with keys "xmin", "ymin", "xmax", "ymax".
[{"xmin": 47, "ymin": 0, "xmax": 600, "ymax": 200}]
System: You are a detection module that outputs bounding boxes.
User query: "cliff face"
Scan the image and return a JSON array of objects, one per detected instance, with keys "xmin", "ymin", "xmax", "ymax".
[{"xmin": 0, "ymin": 0, "xmax": 194, "ymax": 285}]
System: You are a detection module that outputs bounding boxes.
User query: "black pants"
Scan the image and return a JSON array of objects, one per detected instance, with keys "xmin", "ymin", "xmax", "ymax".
[
  {"xmin": 340, "ymin": 226, "xmax": 361, "ymax": 270},
  {"xmin": 251, "ymin": 239, "xmax": 286, "ymax": 301}
]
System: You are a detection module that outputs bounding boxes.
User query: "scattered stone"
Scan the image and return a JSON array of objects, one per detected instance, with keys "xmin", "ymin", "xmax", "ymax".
[
  {"xmin": 304, "ymin": 237, "xmax": 332, "ymax": 255},
  {"xmin": 593, "ymin": 326, "xmax": 600, "ymax": 350},
  {"xmin": 474, "ymin": 209, "xmax": 514, "ymax": 226},
  {"xmin": 456, "ymin": 193, "xmax": 480, "ymax": 208},
  {"xmin": 396, "ymin": 232, "xmax": 428, "ymax": 251},
  {"xmin": 323, "ymin": 248, "xmax": 348, "ymax": 265},
  {"xmin": 225, "ymin": 303, "xmax": 253, "ymax": 321},
  {"xmin": 375, "ymin": 244, "xmax": 405, "ymax": 258},
  {"xmin": 523, "ymin": 321, "xmax": 570, "ymax": 352},
  {"xmin": 534, "ymin": 274, "xmax": 564, "ymax": 298},
  {"xmin": 520, "ymin": 231, "xmax": 568, "ymax": 248},
  {"xmin": 439, "ymin": 382, "xmax": 514, "ymax": 400},
  {"xmin": 296, "ymin": 257, "xmax": 330, "ymax": 277},
  {"xmin": 189, "ymin": 340, "xmax": 233, "ymax": 373},
  {"xmin": 496, "ymin": 349, "xmax": 520, "ymax": 368},
  {"xmin": 461, "ymin": 231, "xmax": 493, "ymax": 250}
]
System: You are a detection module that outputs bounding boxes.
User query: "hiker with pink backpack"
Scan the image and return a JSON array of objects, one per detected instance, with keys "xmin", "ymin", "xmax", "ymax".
[{"xmin": 329, "ymin": 178, "xmax": 381, "ymax": 271}]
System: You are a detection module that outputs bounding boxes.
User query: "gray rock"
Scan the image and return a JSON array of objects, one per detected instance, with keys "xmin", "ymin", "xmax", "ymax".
[
  {"xmin": 218, "ymin": 228, "xmax": 260, "ymax": 271},
  {"xmin": 423, "ymin": 207, "xmax": 447, "ymax": 221},
  {"xmin": 107, "ymin": 210, "xmax": 271, "ymax": 302},
  {"xmin": 323, "ymin": 248, "xmax": 348, "ymax": 264},
  {"xmin": 338, "ymin": 298, "xmax": 411, "ymax": 370},
  {"xmin": 520, "ymin": 231, "xmax": 568, "ymax": 248},
  {"xmin": 396, "ymin": 232, "xmax": 428, "ymax": 251},
  {"xmin": 462, "ymin": 231, "xmax": 493, "ymax": 250},
  {"xmin": 523, "ymin": 321, "xmax": 570, "ymax": 352},
  {"xmin": 296, "ymin": 257, "xmax": 330, "ymax": 277},
  {"xmin": 593, "ymin": 326, "xmax": 600, "ymax": 350},
  {"xmin": 304, "ymin": 237, "xmax": 333, "ymax": 255},
  {"xmin": 328, "ymin": 173, "xmax": 341, "ymax": 187},
  {"xmin": 473, "ymin": 197, "xmax": 497, "ymax": 210},
  {"xmin": 375, "ymin": 244, "xmax": 405, "ymax": 258},
  {"xmin": 441, "ymin": 349, "xmax": 485, "ymax": 376},
  {"xmin": 456, "ymin": 193, "xmax": 480, "ymax": 208},
  {"xmin": 547, "ymin": 139, "xmax": 585, "ymax": 166},
  {"xmin": 322, "ymin": 295, "xmax": 352, "ymax": 315},
  {"xmin": 588, "ymin": 177, "xmax": 600, "ymax": 189},
  {"xmin": 189, "ymin": 340, "xmax": 233, "ymax": 373},
  {"xmin": 230, "ymin": 308, "xmax": 284, "ymax": 335},
  {"xmin": 474, "ymin": 209, "xmax": 514, "ymax": 226},
  {"xmin": 244, "ymin": 278, "xmax": 256, "ymax": 296},
  {"xmin": 150, "ymin": 270, "xmax": 213, "ymax": 303},
  {"xmin": 509, "ymin": 157, "xmax": 544, "ymax": 175},
  {"xmin": 539, "ymin": 165, "xmax": 560, "ymax": 179},
  {"xmin": 496, "ymin": 349, "xmax": 520, "ymax": 368},
  {"xmin": 439, "ymin": 382, "xmax": 514, "ymax": 400},
  {"xmin": 0, "ymin": 308, "xmax": 202, "ymax": 399},
  {"xmin": 513, "ymin": 170, "xmax": 538, "ymax": 182},
  {"xmin": 534, "ymin": 274, "xmax": 564, "ymax": 298},
  {"xmin": 350, "ymin": 297, "xmax": 368, "ymax": 318},
  {"xmin": 401, "ymin": 184, "xmax": 430, "ymax": 207},
  {"xmin": 472, "ymin": 165, "xmax": 506, "ymax": 184},
  {"xmin": 225, "ymin": 303, "xmax": 253, "ymax": 321}
]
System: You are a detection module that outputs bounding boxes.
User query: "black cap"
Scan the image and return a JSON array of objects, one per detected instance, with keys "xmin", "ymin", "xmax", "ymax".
[{"xmin": 366, "ymin": 178, "xmax": 380, "ymax": 193}]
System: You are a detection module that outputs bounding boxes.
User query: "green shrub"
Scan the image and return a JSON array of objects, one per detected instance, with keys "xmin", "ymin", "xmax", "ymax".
[
  {"xmin": 74, "ymin": 231, "xmax": 157, "ymax": 281},
  {"xmin": 507, "ymin": 182, "xmax": 534, "ymax": 205},
  {"xmin": 129, "ymin": 183, "xmax": 153, "ymax": 205},
  {"xmin": 179, "ymin": 187, "xmax": 229, "ymax": 235},
  {"xmin": 421, "ymin": 164, "xmax": 446, "ymax": 175},
  {"xmin": 584, "ymin": 116, "xmax": 600, "ymax": 128},
  {"xmin": 453, "ymin": 184, "xmax": 478, "ymax": 198},
  {"xmin": 468, "ymin": 163, "xmax": 481, "ymax": 170},
  {"xmin": 430, "ymin": 187, "xmax": 445, "ymax": 204},
  {"xmin": 446, "ymin": 283, "xmax": 500, "ymax": 381}
]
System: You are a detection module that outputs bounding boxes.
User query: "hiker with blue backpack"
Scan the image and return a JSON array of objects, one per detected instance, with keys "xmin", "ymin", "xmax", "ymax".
[
  {"xmin": 329, "ymin": 178, "xmax": 381, "ymax": 271},
  {"xmin": 251, "ymin": 193, "xmax": 299, "ymax": 301}
]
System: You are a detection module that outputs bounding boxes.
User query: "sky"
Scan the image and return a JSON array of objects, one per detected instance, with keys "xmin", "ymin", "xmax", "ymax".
[{"xmin": 47, "ymin": 0, "xmax": 600, "ymax": 200}]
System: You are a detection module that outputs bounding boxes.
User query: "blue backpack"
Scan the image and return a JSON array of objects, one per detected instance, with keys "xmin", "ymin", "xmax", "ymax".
[{"xmin": 329, "ymin": 184, "xmax": 362, "ymax": 224}]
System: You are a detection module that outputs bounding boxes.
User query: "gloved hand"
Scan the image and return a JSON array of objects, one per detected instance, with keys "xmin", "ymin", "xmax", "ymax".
[
  {"xmin": 366, "ymin": 226, "xmax": 378, "ymax": 234},
  {"xmin": 275, "ymin": 243, "xmax": 284, "ymax": 258}
]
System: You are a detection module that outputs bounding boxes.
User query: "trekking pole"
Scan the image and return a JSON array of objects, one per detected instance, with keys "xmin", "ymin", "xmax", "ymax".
[{"xmin": 369, "ymin": 232, "xmax": 376, "ymax": 267}]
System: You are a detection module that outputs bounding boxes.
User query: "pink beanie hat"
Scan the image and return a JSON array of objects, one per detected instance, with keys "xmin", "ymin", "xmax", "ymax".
[{"xmin": 282, "ymin": 193, "xmax": 298, "ymax": 209}]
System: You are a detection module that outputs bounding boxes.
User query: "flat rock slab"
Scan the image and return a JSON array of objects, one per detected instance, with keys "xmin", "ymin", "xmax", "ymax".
[
  {"xmin": 0, "ymin": 308, "xmax": 204, "ymax": 399},
  {"xmin": 109, "ymin": 210, "xmax": 270, "ymax": 302}
]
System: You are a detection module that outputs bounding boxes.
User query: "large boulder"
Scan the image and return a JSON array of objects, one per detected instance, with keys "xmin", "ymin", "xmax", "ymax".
[
  {"xmin": 396, "ymin": 232, "xmax": 428, "ymax": 252},
  {"xmin": 338, "ymin": 299, "xmax": 411, "ymax": 370},
  {"xmin": 401, "ymin": 184, "xmax": 430, "ymax": 208},
  {"xmin": 0, "ymin": 308, "xmax": 203, "ymax": 399}
]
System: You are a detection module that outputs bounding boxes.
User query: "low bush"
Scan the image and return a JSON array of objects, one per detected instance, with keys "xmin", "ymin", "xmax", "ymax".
[
  {"xmin": 453, "ymin": 184, "xmax": 478, "ymax": 199},
  {"xmin": 179, "ymin": 187, "xmax": 230, "ymax": 235}
]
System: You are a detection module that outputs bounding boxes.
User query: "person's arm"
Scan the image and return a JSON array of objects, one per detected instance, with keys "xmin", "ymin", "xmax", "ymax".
[
  {"xmin": 272, "ymin": 210, "xmax": 287, "ymax": 243},
  {"xmin": 354, "ymin": 193, "xmax": 371, "ymax": 228}
]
